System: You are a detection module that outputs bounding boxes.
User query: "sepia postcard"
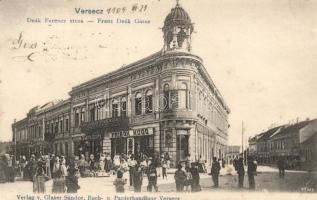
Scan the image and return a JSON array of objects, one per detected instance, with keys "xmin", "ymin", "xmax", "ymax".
[{"xmin": 0, "ymin": 0, "xmax": 316, "ymax": 200}]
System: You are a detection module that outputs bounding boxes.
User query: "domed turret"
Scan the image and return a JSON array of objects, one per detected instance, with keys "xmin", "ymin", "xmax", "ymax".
[{"xmin": 162, "ymin": 1, "xmax": 194, "ymax": 52}]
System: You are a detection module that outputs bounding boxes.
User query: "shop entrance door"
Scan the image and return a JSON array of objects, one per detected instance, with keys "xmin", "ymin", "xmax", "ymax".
[
  {"xmin": 177, "ymin": 134, "xmax": 189, "ymax": 163},
  {"xmin": 133, "ymin": 136, "xmax": 154, "ymax": 157},
  {"xmin": 127, "ymin": 138, "xmax": 134, "ymax": 155},
  {"xmin": 111, "ymin": 138, "xmax": 127, "ymax": 158}
]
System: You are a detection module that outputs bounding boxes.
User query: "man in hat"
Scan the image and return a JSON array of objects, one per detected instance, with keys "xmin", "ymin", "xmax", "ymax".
[
  {"xmin": 28, "ymin": 154, "xmax": 38, "ymax": 181},
  {"xmin": 210, "ymin": 157, "xmax": 221, "ymax": 188},
  {"xmin": 247, "ymin": 156, "xmax": 257, "ymax": 190},
  {"xmin": 236, "ymin": 157, "xmax": 245, "ymax": 188}
]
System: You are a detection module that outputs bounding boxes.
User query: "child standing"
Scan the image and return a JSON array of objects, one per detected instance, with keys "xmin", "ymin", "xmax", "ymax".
[{"xmin": 113, "ymin": 170, "xmax": 126, "ymax": 193}]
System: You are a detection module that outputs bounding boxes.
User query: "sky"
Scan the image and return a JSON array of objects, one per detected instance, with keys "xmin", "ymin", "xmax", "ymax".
[{"xmin": 0, "ymin": 0, "xmax": 317, "ymax": 145}]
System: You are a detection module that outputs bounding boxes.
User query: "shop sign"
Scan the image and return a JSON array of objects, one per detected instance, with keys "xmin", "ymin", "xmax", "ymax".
[
  {"xmin": 110, "ymin": 128, "xmax": 153, "ymax": 138},
  {"xmin": 132, "ymin": 128, "xmax": 153, "ymax": 136},
  {"xmin": 111, "ymin": 130, "xmax": 130, "ymax": 138}
]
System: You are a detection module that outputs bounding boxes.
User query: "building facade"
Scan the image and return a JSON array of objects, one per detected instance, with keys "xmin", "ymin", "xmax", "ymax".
[
  {"xmin": 12, "ymin": 3, "xmax": 230, "ymax": 166},
  {"xmin": 248, "ymin": 119, "xmax": 316, "ymax": 170}
]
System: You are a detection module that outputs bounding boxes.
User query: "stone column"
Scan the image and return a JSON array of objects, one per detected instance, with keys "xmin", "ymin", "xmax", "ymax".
[
  {"xmin": 127, "ymin": 85, "xmax": 132, "ymax": 117},
  {"xmin": 170, "ymin": 128, "xmax": 177, "ymax": 167},
  {"xmin": 188, "ymin": 127, "xmax": 196, "ymax": 162},
  {"xmin": 153, "ymin": 127, "xmax": 160, "ymax": 153}
]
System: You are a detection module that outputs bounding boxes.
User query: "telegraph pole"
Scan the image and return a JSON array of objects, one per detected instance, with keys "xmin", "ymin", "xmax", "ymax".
[{"xmin": 241, "ymin": 121, "xmax": 244, "ymax": 164}]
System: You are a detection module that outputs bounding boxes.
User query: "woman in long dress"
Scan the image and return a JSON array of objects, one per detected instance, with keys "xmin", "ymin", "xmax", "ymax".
[{"xmin": 52, "ymin": 157, "xmax": 66, "ymax": 193}]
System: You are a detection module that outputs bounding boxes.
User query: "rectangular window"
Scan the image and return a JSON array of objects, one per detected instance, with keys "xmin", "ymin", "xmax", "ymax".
[
  {"xmin": 55, "ymin": 122, "xmax": 58, "ymax": 133},
  {"xmin": 75, "ymin": 112, "xmax": 79, "ymax": 127},
  {"xmin": 81, "ymin": 109, "xmax": 85, "ymax": 122},
  {"xmin": 59, "ymin": 120, "xmax": 63, "ymax": 133},
  {"xmin": 112, "ymin": 103, "xmax": 118, "ymax": 118},
  {"xmin": 179, "ymin": 90, "xmax": 187, "ymax": 109},
  {"xmin": 90, "ymin": 108, "xmax": 95, "ymax": 121},
  {"xmin": 65, "ymin": 119, "xmax": 69, "ymax": 132}
]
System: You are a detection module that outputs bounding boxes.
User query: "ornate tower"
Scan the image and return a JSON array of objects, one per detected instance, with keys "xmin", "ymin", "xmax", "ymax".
[{"xmin": 162, "ymin": 1, "xmax": 194, "ymax": 53}]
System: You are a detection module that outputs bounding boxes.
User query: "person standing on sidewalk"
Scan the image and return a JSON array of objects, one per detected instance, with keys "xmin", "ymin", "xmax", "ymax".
[
  {"xmin": 211, "ymin": 157, "xmax": 221, "ymax": 188},
  {"xmin": 174, "ymin": 164, "xmax": 187, "ymax": 192},
  {"xmin": 147, "ymin": 162, "xmax": 158, "ymax": 192},
  {"xmin": 128, "ymin": 155, "xmax": 136, "ymax": 186},
  {"xmin": 236, "ymin": 157, "xmax": 245, "ymax": 188},
  {"xmin": 190, "ymin": 163, "xmax": 201, "ymax": 192},
  {"xmin": 132, "ymin": 162, "xmax": 143, "ymax": 192},
  {"xmin": 247, "ymin": 156, "xmax": 257, "ymax": 190},
  {"xmin": 277, "ymin": 157, "xmax": 285, "ymax": 178},
  {"xmin": 161, "ymin": 156, "xmax": 167, "ymax": 179}
]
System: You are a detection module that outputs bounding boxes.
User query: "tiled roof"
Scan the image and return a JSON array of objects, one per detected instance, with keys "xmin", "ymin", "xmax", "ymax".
[
  {"xmin": 271, "ymin": 120, "xmax": 312, "ymax": 138},
  {"xmin": 258, "ymin": 126, "xmax": 282, "ymax": 141}
]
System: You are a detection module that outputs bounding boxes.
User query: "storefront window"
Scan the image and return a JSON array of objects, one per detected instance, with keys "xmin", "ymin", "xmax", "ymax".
[
  {"xmin": 135, "ymin": 92, "xmax": 142, "ymax": 115},
  {"xmin": 111, "ymin": 138, "xmax": 127, "ymax": 157},
  {"xmin": 165, "ymin": 129, "xmax": 173, "ymax": 148},
  {"xmin": 145, "ymin": 90, "xmax": 153, "ymax": 114},
  {"xmin": 176, "ymin": 130, "xmax": 189, "ymax": 162}
]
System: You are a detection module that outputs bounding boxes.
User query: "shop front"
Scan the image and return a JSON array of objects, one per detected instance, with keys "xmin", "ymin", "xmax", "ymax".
[
  {"xmin": 110, "ymin": 128, "xmax": 154, "ymax": 158},
  {"xmin": 82, "ymin": 134, "xmax": 103, "ymax": 159}
]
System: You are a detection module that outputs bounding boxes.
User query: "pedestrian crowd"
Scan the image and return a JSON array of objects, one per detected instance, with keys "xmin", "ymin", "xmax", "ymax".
[{"xmin": 0, "ymin": 152, "xmax": 264, "ymax": 193}]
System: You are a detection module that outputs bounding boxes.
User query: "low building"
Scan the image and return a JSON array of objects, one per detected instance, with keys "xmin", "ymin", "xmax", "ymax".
[
  {"xmin": 248, "ymin": 119, "xmax": 316, "ymax": 170},
  {"xmin": 226, "ymin": 145, "xmax": 241, "ymax": 164},
  {"xmin": 299, "ymin": 119, "xmax": 317, "ymax": 171}
]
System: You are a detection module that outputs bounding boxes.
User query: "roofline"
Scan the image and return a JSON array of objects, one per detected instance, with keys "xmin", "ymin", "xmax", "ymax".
[
  {"xmin": 69, "ymin": 50, "xmax": 230, "ymax": 113},
  {"xmin": 69, "ymin": 51, "xmax": 162, "ymax": 95}
]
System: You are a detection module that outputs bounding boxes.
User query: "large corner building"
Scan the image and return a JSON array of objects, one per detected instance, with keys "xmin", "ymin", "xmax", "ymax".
[{"xmin": 12, "ymin": 3, "xmax": 230, "ymax": 166}]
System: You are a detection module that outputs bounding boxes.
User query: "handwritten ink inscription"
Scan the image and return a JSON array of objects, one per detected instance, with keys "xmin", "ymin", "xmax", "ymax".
[{"xmin": 11, "ymin": 32, "xmax": 87, "ymax": 62}]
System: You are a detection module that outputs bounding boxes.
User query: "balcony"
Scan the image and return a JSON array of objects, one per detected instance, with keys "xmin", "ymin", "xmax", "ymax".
[{"xmin": 80, "ymin": 117, "xmax": 129, "ymax": 134}]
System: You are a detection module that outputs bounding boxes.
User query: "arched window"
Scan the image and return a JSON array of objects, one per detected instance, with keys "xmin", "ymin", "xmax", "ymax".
[
  {"xmin": 121, "ymin": 97, "xmax": 127, "ymax": 117},
  {"xmin": 177, "ymin": 29, "xmax": 187, "ymax": 48},
  {"xmin": 145, "ymin": 90, "xmax": 153, "ymax": 114},
  {"xmin": 135, "ymin": 92, "xmax": 142, "ymax": 115},
  {"xmin": 75, "ymin": 109, "xmax": 80, "ymax": 127},
  {"xmin": 81, "ymin": 107, "xmax": 85, "ymax": 123},
  {"xmin": 163, "ymin": 84, "xmax": 170, "ymax": 110},
  {"xmin": 112, "ymin": 99, "xmax": 119, "ymax": 118},
  {"xmin": 179, "ymin": 83, "xmax": 187, "ymax": 109}
]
